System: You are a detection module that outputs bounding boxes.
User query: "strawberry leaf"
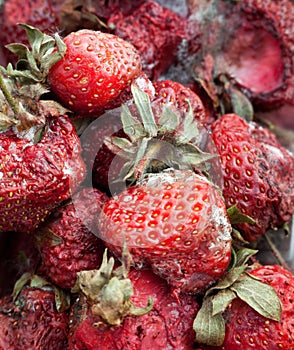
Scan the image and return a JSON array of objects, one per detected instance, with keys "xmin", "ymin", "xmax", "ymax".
[
  {"xmin": 121, "ymin": 103, "xmax": 146, "ymax": 142},
  {"xmin": 131, "ymin": 84, "xmax": 157, "ymax": 137},
  {"xmin": 194, "ymin": 296, "xmax": 226, "ymax": 346},
  {"xmin": 230, "ymin": 274, "xmax": 282, "ymax": 321},
  {"xmin": 228, "ymin": 205, "xmax": 255, "ymax": 225},
  {"xmin": 211, "ymin": 289, "xmax": 236, "ymax": 316},
  {"xmin": 158, "ymin": 103, "xmax": 180, "ymax": 133}
]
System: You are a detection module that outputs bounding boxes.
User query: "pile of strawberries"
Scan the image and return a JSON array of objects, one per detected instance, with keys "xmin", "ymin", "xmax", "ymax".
[{"xmin": 0, "ymin": 0, "xmax": 293, "ymax": 349}]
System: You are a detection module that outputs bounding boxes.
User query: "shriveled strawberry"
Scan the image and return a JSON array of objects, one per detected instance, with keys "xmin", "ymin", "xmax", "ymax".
[
  {"xmin": 68, "ymin": 251, "xmax": 199, "ymax": 349},
  {"xmin": 0, "ymin": 0, "xmax": 59, "ymax": 65},
  {"xmin": 107, "ymin": 0, "xmax": 188, "ymax": 80},
  {"xmin": 57, "ymin": 0, "xmax": 145, "ymax": 35},
  {"xmin": 152, "ymin": 79, "xmax": 216, "ymax": 127},
  {"xmin": 0, "ymin": 114, "xmax": 86, "ymax": 234},
  {"xmin": 205, "ymin": 265, "xmax": 294, "ymax": 349},
  {"xmin": 35, "ymin": 187, "xmax": 109, "ymax": 289},
  {"xmin": 210, "ymin": 113, "xmax": 294, "ymax": 242},
  {"xmin": 98, "ymin": 168, "xmax": 232, "ymax": 295},
  {"xmin": 48, "ymin": 29, "xmax": 142, "ymax": 117},
  {"xmin": 208, "ymin": 0, "xmax": 294, "ymax": 109},
  {"xmin": 0, "ymin": 274, "xmax": 70, "ymax": 350}
]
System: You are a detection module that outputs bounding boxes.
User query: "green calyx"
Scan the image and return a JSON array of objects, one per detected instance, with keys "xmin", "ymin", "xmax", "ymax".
[
  {"xmin": 0, "ymin": 24, "xmax": 68, "ymax": 132},
  {"xmin": 193, "ymin": 248, "xmax": 282, "ymax": 347},
  {"xmin": 72, "ymin": 247, "xmax": 153, "ymax": 326},
  {"xmin": 1, "ymin": 24, "xmax": 66, "ymax": 85},
  {"xmin": 105, "ymin": 84, "xmax": 216, "ymax": 183}
]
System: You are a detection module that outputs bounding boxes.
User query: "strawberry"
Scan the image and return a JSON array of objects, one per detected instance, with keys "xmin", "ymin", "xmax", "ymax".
[
  {"xmin": 194, "ymin": 0, "xmax": 294, "ymax": 110},
  {"xmin": 35, "ymin": 187, "xmax": 109, "ymax": 289},
  {"xmin": 210, "ymin": 113, "xmax": 294, "ymax": 242},
  {"xmin": 80, "ymin": 73, "xmax": 155, "ymax": 195},
  {"xmin": 200, "ymin": 265, "xmax": 294, "ymax": 349},
  {"xmin": 68, "ymin": 250, "xmax": 199, "ymax": 349},
  {"xmin": 98, "ymin": 168, "xmax": 232, "ymax": 295},
  {"xmin": 0, "ymin": 0, "xmax": 59, "ymax": 65},
  {"xmin": 107, "ymin": 0, "xmax": 188, "ymax": 80},
  {"xmin": 48, "ymin": 29, "xmax": 142, "ymax": 117},
  {"xmin": 0, "ymin": 35, "xmax": 86, "ymax": 234},
  {"xmin": 152, "ymin": 79, "xmax": 216, "ymax": 127},
  {"xmin": 0, "ymin": 274, "xmax": 70, "ymax": 350},
  {"xmin": 0, "ymin": 114, "xmax": 86, "ymax": 234}
]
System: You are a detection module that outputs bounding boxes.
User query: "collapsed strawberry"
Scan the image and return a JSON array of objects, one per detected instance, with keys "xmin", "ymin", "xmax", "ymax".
[
  {"xmin": 35, "ymin": 187, "xmax": 108, "ymax": 289},
  {"xmin": 48, "ymin": 28, "xmax": 142, "ymax": 117},
  {"xmin": 0, "ymin": 273, "xmax": 70, "ymax": 349},
  {"xmin": 68, "ymin": 249, "xmax": 199, "ymax": 349},
  {"xmin": 193, "ymin": 0, "xmax": 294, "ymax": 110},
  {"xmin": 210, "ymin": 113, "xmax": 294, "ymax": 242},
  {"xmin": 107, "ymin": 0, "xmax": 188, "ymax": 80}
]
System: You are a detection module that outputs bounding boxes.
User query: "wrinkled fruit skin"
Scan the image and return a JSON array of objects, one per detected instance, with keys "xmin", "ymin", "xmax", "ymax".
[
  {"xmin": 68, "ymin": 268, "xmax": 199, "ymax": 350},
  {"xmin": 48, "ymin": 29, "xmax": 142, "ymax": 117},
  {"xmin": 36, "ymin": 187, "xmax": 108, "ymax": 289},
  {"xmin": 108, "ymin": 0, "xmax": 187, "ymax": 80},
  {"xmin": 152, "ymin": 79, "xmax": 216, "ymax": 127},
  {"xmin": 217, "ymin": 265, "xmax": 294, "ymax": 350},
  {"xmin": 98, "ymin": 169, "xmax": 232, "ymax": 295},
  {"xmin": 0, "ymin": 115, "xmax": 86, "ymax": 234},
  {"xmin": 211, "ymin": 113, "xmax": 294, "ymax": 242},
  {"xmin": 0, "ymin": 0, "xmax": 59, "ymax": 65},
  {"xmin": 0, "ymin": 287, "xmax": 69, "ymax": 350}
]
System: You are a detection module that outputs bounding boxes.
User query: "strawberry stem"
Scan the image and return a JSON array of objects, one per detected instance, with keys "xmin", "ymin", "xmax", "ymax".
[
  {"xmin": 0, "ymin": 72, "xmax": 19, "ymax": 116},
  {"xmin": 264, "ymin": 232, "xmax": 291, "ymax": 271}
]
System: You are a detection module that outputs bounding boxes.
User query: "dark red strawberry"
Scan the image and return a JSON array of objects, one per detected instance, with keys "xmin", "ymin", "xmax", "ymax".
[
  {"xmin": 68, "ymin": 251, "xmax": 199, "ymax": 350},
  {"xmin": 35, "ymin": 187, "xmax": 109, "ymax": 289},
  {"xmin": 152, "ymin": 79, "xmax": 216, "ymax": 127},
  {"xmin": 80, "ymin": 73, "xmax": 155, "ymax": 195},
  {"xmin": 48, "ymin": 29, "xmax": 142, "ymax": 117},
  {"xmin": 0, "ymin": 274, "xmax": 70, "ymax": 350},
  {"xmin": 107, "ymin": 0, "xmax": 188, "ymax": 80},
  {"xmin": 210, "ymin": 113, "xmax": 294, "ymax": 242},
  {"xmin": 98, "ymin": 168, "xmax": 232, "ymax": 295},
  {"xmin": 0, "ymin": 0, "xmax": 59, "ymax": 65},
  {"xmin": 57, "ymin": 0, "xmax": 145, "ymax": 35}
]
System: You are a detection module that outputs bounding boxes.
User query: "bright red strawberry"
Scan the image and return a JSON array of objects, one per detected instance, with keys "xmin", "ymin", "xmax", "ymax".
[
  {"xmin": 0, "ymin": 274, "xmax": 70, "ymax": 350},
  {"xmin": 48, "ymin": 29, "xmax": 142, "ymax": 117},
  {"xmin": 68, "ymin": 252, "xmax": 199, "ymax": 350},
  {"xmin": 152, "ymin": 79, "xmax": 216, "ymax": 127},
  {"xmin": 35, "ymin": 187, "xmax": 108, "ymax": 289},
  {"xmin": 98, "ymin": 168, "xmax": 232, "ymax": 295},
  {"xmin": 0, "ymin": 114, "xmax": 86, "ymax": 234},
  {"xmin": 0, "ymin": 0, "xmax": 59, "ymax": 65},
  {"xmin": 107, "ymin": 0, "xmax": 188, "ymax": 80},
  {"xmin": 207, "ymin": 265, "xmax": 294, "ymax": 349},
  {"xmin": 210, "ymin": 113, "xmax": 294, "ymax": 242}
]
